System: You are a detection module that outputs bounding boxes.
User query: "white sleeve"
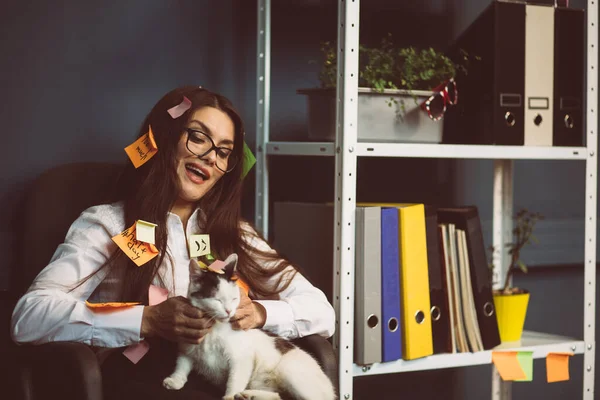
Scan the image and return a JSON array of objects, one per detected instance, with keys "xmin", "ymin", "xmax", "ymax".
[
  {"xmin": 11, "ymin": 206, "xmax": 144, "ymax": 347},
  {"xmin": 242, "ymin": 223, "xmax": 336, "ymax": 340}
]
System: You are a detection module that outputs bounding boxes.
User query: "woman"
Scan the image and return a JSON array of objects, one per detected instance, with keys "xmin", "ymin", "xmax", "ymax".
[{"xmin": 11, "ymin": 86, "xmax": 335, "ymax": 399}]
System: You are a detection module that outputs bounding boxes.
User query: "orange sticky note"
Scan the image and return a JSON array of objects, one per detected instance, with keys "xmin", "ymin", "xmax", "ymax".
[
  {"xmin": 124, "ymin": 126, "xmax": 158, "ymax": 168},
  {"xmin": 234, "ymin": 277, "xmax": 249, "ymax": 296},
  {"xmin": 492, "ymin": 351, "xmax": 527, "ymax": 381},
  {"xmin": 112, "ymin": 223, "xmax": 159, "ymax": 267},
  {"xmin": 547, "ymin": 352, "xmax": 574, "ymax": 383},
  {"xmin": 85, "ymin": 301, "xmax": 140, "ymax": 309}
]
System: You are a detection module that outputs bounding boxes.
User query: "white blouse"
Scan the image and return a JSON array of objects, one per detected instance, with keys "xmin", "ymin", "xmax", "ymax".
[{"xmin": 11, "ymin": 203, "xmax": 335, "ymax": 347}]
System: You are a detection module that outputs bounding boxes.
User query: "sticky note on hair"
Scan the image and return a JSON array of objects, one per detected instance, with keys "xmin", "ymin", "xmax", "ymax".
[
  {"xmin": 112, "ymin": 223, "xmax": 159, "ymax": 267},
  {"xmin": 167, "ymin": 96, "xmax": 192, "ymax": 119},
  {"xmin": 547, "ymin": 352, "xmax": 574, "ymax": 383},
  {"xmin": 123, "ymin": 340, "xmax": 150, "ymax": 364},
  {"xmin": 189, "ymin": 234, "xmax": 210, "ymax": 257},
  {"xmin": 241, "ymin": 142, "xmax": 256, "ymax": 179},
  {"xmin": 85, "ymin": 301, "xmax": 141, "ymax": 309},
  {"xmin": 491, "ymin": 351, "xmax": 526, "ymax": 381},
  {"xmin": 124, "ymin": 126, "xmax": 158, "ymax": 168},
  {"xmin": 207, "ymin": 260, "xmax": 226, "ymax": 274},
  {"xmin": 136, "ymin": 220, "xmax": 157, "ymax": 245},
  {"xmin": 515, "ymin": 351, "xmax": 533, "ymax": 382}
]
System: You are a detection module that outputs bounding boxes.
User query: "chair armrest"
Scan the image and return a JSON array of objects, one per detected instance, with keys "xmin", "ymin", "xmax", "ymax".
[
  {"xmin": 292, "ymin": 334, "xmax": 338, "ymax": 393},
  {"xmin": 18, "ymin": 342, "xmax": 103, "ymax": 400}
]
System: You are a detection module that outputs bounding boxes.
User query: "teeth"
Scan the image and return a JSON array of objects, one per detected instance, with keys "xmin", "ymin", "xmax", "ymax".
[{"xmin": 187, "ymin": 165, "xmax": 207, "ymax": 179}]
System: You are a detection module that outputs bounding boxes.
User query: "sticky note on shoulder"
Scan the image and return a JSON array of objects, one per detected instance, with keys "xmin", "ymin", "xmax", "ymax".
[
  {"xmin": 112, "ymin": 223, "xmax": 159, "ymax": 267},
  {"xmin": 136, "ymin": 220, "xmax": 157, "ymax": 244},
  {"xmin": 124, "ymin": 126, "xmax": 158, "ymax": 168},
  {"xmin": 547, "ymin": 352, "xmax": 574, "ymax": 383},
  {"xmin": 241, "ymin": 142, "xmax": 256, "ymax": 179}
]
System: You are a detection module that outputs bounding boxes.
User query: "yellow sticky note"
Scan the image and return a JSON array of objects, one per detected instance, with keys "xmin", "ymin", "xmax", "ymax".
[
  {"xmin": 85, "ymin": 301, "xmax": 140, "ymax": 309},
  {"xmin": 516, "ymin": 351, "xmax": 533, "ymax": 382},
  {"xmin": 189, "ymin": 234, "xmax": 210, "ymax": 257},
  {"xmin": 124, "ymin": 126, "xmax": 158, "ymax": 168},
  {"xmin": 492, "ymin": 351, "xmax": 527, "ymax": 381},
  {"xmin": 136, "ymin": 220, "xmax": 157, "ymax": 244},
  {"xmin": 547, "ymin": 352, "xmax": 574, "ymax": 383},
  {"xmin": 112, "ymin": 223, "xmax": 159, "ymax": 267}
]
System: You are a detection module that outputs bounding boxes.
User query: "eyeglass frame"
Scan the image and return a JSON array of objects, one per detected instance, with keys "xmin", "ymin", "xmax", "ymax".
[
  {"xmin": 421, "ymin": 78, "xmax": 458, "ymax": 122},
  {"xmin": 184, "ymin": 128, "xmax": 238, "ymax": 173}
]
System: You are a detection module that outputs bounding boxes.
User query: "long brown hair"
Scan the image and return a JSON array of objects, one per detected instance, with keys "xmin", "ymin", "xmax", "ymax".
[{"xmin": 79, "ymin": 86, "xmax": 295, "ymax": 302}]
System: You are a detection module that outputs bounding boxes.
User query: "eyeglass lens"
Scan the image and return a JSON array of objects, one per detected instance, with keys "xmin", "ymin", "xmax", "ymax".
[{"xmin": 187, "ymin": 130, "xmax": 236, "ymax": 172}]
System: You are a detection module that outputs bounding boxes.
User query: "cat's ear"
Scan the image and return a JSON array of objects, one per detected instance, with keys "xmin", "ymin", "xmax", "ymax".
[
  {"xmin": 222, "ymin": 253, "xmax": 238, "ymax": 280},
  {"xmin": 189, "ymin": 258, "xmax": 204, "ymax": 277}
]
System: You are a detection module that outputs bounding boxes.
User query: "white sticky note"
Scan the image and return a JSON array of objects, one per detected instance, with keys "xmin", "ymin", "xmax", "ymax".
[
  {"xmin": 189, "ymin": 234, "xmax": 210, "ymax": 257},
  {"xmin": 136, "ymin": 220, "xmax": 157, "ymax": 244}
]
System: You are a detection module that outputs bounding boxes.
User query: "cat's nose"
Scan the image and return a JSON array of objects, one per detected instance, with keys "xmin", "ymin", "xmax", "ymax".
[{"xmin": 225, "ymin": 308, "xmax": 232, "ymax": 316}]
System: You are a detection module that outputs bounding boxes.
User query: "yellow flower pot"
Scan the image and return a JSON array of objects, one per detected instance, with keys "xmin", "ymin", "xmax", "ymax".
[{"xmin": 493, "ymin": 291, "xmax": 530, "ymax": 342}]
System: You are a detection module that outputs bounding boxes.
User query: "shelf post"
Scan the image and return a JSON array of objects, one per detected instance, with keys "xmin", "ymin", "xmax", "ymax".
[
  {"xmin": 255, "ymin": 0, "xmax": 271, "ymax": 238},
  {"xmin": 583, "ymin": 0, "xmax": 598, "ymax": 398},
  {"xmin": 491, "ymin": 159, "xmax": 513, "ymax": 400},
  {"xmin": 333, "ymin": 0, "xmax": 360, "ymax": 398}
]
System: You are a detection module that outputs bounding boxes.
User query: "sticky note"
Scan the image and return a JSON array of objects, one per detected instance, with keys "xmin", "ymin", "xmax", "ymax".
[
  {"xmin": 207, "ymin": 260, "xmax": 226, "ymax": 274},
  {"xmin": 123, "ymin": 340, "xmax": 150, "ymax": 364},
  {"xmin": 189, "ymin": 234, "xmax": 211, "ymax": 257},
  {"xmin": 516, "ymin": 351, "xmax": 533, "ymax": 382},
  {"xmin": 85, "ymin": 301, "xmax": 140, "ymax": 309},
  {"xmin": 167, "ymin": 96, "xmax": 192, "ymax": 119},
  {"xmin": 112, "ymin": 223, "xmax": 160, "ymax": 267},
  {"xmin": 149, "ymin": 284, "xmax": 168, "ymax": 306},
  {"xmin": 492, "ymin": 351, "xmax": 527, "ymax": 381},
  {"xmin": 124, "ymin": 126, "xmax": 158, "ymax": 168},
  {"xmin": 547, "ymin": 352, "xmax": 574, "ymax": 383},
  {"xmin": 136, "ymin": 220, "xmax": 157, "ymax": 244},
  {"xmin": 235, "ymin": 277, "xmax": 249, "ymax": 296},
  {"xmin": 241, "ymin": 141, "xmax": 256, "ymax": 179}
]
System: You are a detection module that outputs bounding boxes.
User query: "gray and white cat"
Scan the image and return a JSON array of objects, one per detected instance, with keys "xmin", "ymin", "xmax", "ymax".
[{"xmin": 162, "ymin": 253, "xmax": 336, "ymax": 400}]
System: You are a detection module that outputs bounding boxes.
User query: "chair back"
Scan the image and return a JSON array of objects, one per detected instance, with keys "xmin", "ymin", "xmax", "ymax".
[{"xmin": 15, "ymin": 162, "xmax": 123, "ymax": 296}]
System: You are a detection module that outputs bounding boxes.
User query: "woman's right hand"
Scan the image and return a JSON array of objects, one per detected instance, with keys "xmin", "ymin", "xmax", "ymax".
[{"xmin": 141, "ymin": 296, "xmax": 214, "ymax": 344}]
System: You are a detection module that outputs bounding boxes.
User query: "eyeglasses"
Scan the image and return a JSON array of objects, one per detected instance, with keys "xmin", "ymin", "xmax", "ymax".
[
  {"xmin": 184, "ymin": 128, "xmax": 238, "ymax": 173},
  {"xmin": 421, "ymin": 78, "xmax": 458, "ymax": 121}
]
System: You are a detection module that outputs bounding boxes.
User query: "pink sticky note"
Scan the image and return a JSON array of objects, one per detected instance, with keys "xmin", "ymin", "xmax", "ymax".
[
  {"xmin": 123, "ymin": 340, "xmax": 150, "ymax": 364},
  {"xmin": 208, "ymin": 260, "xmax": 226, "ymax": 274},
  {"xmin": 167, "ymin": 96, "xmax": 192, "ymax": 119},
  {"xmin": 149, "ymin": 284, "xmax": 169, "ymax": 306}
]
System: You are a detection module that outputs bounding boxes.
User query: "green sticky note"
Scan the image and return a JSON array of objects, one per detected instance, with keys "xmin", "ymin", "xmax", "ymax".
[
  {"xmin": 516, "ymin": 351, "xmax": 533, "ymax": 382},
  {"xmin": 241, "ymin": 141, "xmax": 256, "ymax": 179},
  {"xmin": 206, "ymin": 253, "xmax": 216, "ymax": 262}
]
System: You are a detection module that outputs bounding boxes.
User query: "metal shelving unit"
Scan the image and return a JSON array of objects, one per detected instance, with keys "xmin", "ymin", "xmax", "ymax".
[{"xmin": 255, "ymin": 1, "xmax": 597, "ymax": 399}]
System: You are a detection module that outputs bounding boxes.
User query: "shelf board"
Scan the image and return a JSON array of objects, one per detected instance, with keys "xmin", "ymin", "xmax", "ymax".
[
  {"xmin": 265, "ymin": 141, "xmax": 587, "ymax": 160},
  {"xmin": 353, "ymin": 331, "xmax": 585, "ymax": 377}
]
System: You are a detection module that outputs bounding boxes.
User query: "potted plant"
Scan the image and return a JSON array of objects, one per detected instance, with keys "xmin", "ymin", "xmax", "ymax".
[
  {"xmin": 299, "ymin": 34, "xmax": 470, "ymax": 143},
  {"xmin": 490, "ymin": 208, "xmax": 544, "ymax": 342}
]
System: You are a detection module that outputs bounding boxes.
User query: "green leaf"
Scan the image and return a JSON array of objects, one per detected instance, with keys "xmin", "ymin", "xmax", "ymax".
[{"xmin": 517, "ymin": 260, "xmax": 528, "ymax": 274}]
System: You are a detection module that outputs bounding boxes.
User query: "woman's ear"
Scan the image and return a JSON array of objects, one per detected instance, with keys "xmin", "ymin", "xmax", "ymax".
[{"xmin": 222, "ymin": 253, "xmax": 238, "ymax": 280}]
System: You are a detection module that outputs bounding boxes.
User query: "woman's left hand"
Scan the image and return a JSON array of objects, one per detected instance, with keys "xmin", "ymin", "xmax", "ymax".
[{"xmin": 230, "ymin": 287, "xmax": 266, "ymax": 330}]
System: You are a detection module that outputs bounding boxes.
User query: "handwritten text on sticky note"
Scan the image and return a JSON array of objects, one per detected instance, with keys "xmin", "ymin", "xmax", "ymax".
[
  {"xmin": 547, "ymin": 352, "xmax": 574, "ymax": 383},
  {"xmin": 189, "ymin": 234, "xmax": 210, "ymax": 257},
  {"xmin": 112, "ymin": 223, "xmax": 159, "ymax": 266},
  {"xmin": 492, "ymin": 351, "xmax": 526, "ymax": 381},
  {"xmin": 124, "ymin": 126, "xmax": 158, "ymax": 168}
]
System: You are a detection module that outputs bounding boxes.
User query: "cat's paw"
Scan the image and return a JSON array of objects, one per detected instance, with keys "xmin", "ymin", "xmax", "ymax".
[
  {"xmin": 162, "ymin": 375, "xmax": 187, "ymax": 390},
  {"xmin": 232, "ymin": 390, "xmax": 282, "ymax": 400}
]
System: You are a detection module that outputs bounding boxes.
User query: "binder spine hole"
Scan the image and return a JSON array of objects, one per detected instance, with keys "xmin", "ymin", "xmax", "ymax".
[
  {"xmin": 505, "ymin": 112, "xmax": 516, "ymax": 127},
  {"xmin": 415, "ymin": 311, "xmax": 425, "ymax": 325},
  {"xmin": 483, "ymin": 302, "xmax": 495, "ymax": 317},
  {"xmin": 388, "ymin": 318, "xmax": 398, "ymax": 332},
  {"xmin": 431, "ymin": 306, "xmax": 441, "ymax": 322},
  {"xmin": 367, "ymin": 315, "xmax": 379, "ymax": 328}
]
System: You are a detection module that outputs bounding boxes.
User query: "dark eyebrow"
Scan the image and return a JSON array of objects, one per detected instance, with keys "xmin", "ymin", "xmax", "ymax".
[{"xmin": 188, "ymin": 119, "xmax": 234, "ymax": 148}]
